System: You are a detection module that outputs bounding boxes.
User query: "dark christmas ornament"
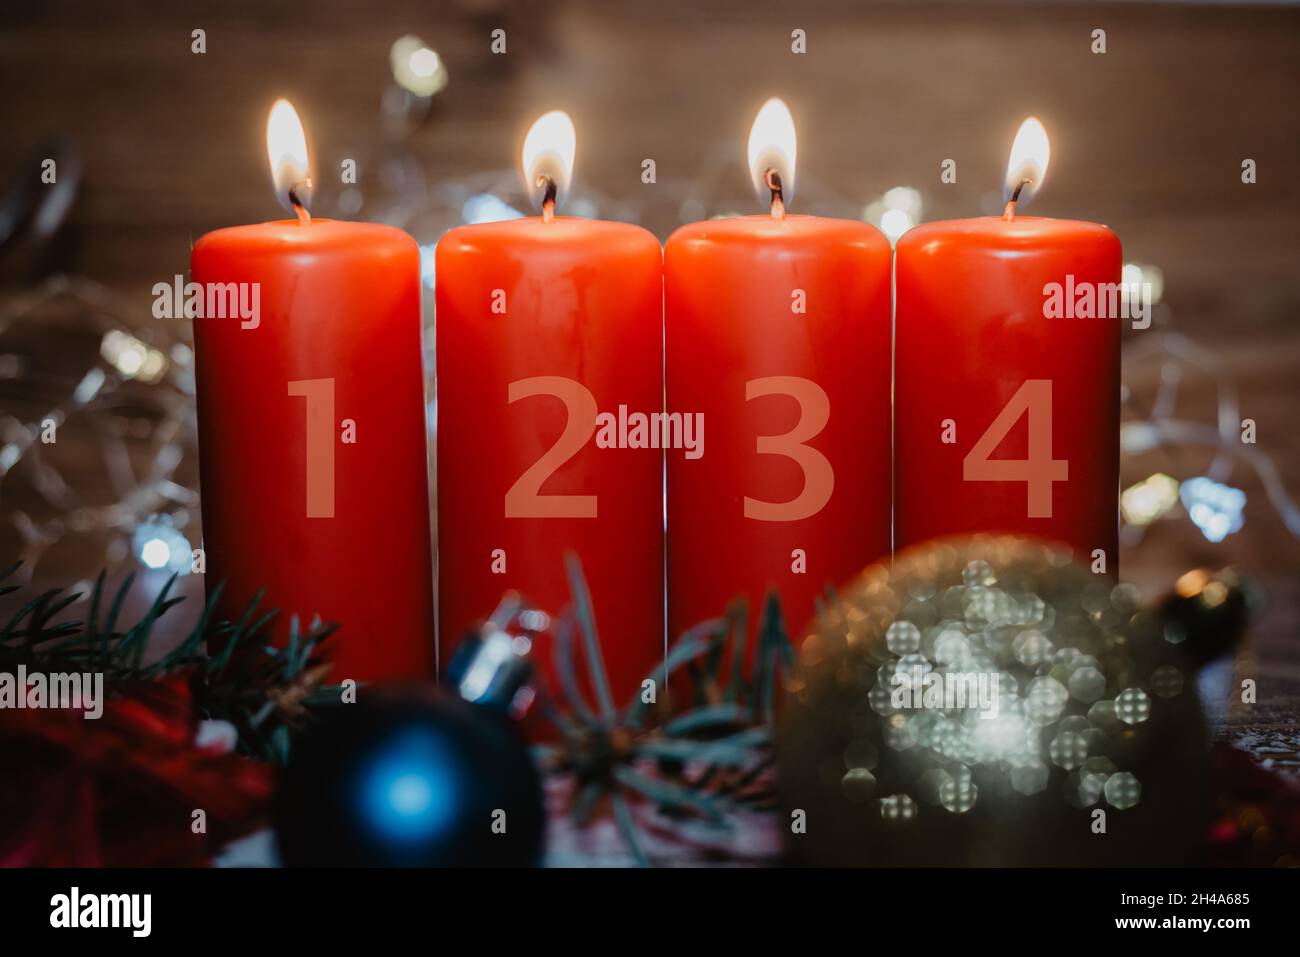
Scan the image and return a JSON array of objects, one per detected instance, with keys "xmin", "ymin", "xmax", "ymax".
[
  {"xmin": 275, "ymin": 683, "xmax": 544, "ymax": 867},
  {"xmin": 779, "ymin": 535, "xmax": 1213, "ymax": 867},
  {"xmin": 1158, "ymin": 567, "xmax": 1253, "ymax": 668}
]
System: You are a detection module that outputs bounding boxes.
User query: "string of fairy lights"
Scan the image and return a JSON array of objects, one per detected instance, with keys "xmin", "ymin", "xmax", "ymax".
[{"xmin": 0, "ymin": 33, "xmax": 1293, "ymax": 587}]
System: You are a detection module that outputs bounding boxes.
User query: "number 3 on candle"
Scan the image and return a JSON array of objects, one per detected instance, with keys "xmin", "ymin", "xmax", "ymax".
[
  {"xmin": 962, "ymin": 379, "xmax": 1068, "ymax": 518},
  {"xmin": 287, "ymin": 377, "xmax": 335, "ymax": 519},
  {"xmin": 505, "ymin": 376, "xmax": 599, "ymax": 519},
  {"xmin": 744, "ymin": 376, "xmax": 834, "ymax": 522}
]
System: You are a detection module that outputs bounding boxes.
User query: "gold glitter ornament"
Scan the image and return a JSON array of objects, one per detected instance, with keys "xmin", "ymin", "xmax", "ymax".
[{"xmin": 778, "ymin": 536, "xmax": 1212, "ymax": 866}]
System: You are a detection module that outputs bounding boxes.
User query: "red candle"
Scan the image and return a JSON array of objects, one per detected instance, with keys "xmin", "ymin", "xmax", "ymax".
[
  {"xmin": 665, "ymin": 99, "xmax": 892, "ymax": 642},
  {"xmin": 895, "ymin": 118, "xmax": 1122, "ymax": 568},
  {"xmin": 435, "ymin": 111, "xmax": 663, "ymax": 704},
  {"xmin": 191, "ymin": 100, "xmax": 434, "ymax": 681}
]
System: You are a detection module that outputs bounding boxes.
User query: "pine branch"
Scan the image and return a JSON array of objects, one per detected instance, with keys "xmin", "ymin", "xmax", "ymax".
[
  {"xmin": 0, "ymin": 562, "xmax": 338, "ymax": 762},
  {"xmin": 538, "ymin": 553, "xmax": 793, "ymax": 866}
]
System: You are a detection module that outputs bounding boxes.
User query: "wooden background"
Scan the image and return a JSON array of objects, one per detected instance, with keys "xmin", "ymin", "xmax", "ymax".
[{"xmin": 1, "ymin": 0, "xmax": 1298, "ymax": 771}]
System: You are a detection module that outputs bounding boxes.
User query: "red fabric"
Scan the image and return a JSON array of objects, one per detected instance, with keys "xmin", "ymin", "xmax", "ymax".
[{"xmin": 0, "ymin": 673, "xmax": 271, "ymax": 867}]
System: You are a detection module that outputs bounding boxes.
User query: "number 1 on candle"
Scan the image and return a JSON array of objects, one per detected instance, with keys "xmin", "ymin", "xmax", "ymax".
[{"xmin": 287, "ymin": 377, "xmax": 335, "ymax": 518}]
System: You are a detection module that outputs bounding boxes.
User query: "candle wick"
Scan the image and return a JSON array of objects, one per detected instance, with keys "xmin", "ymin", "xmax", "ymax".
[
  {"xmin": 765, "ymin": 168, "xmax": 785, "ymax": 221},
  {"xmin": 1003, "ymin": 178, "xmax": 1030, "ymax": 221},
  {"xmin": 289, "ymin": 179, "xmax": 313, "ymax": 226},
  {"xmin": 537, "ymin": 174, "xmax": 557, "ymax": 224}
]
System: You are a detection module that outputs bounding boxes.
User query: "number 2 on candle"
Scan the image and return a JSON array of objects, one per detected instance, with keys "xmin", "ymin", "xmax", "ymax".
[
  {"xmin": 744, "ymin": 376, "xmax": 834, "ymax": 522},
  {"xmin": 505, "ymin": 376, "xmax": 599, "ymax": 519},
  {"xmin": 962, "ymin": 378, "xmax": 1068, "ymax": 518},
  {"xmin": 287, "ymin": 377, "xmax": 335, "ymax": 519}
]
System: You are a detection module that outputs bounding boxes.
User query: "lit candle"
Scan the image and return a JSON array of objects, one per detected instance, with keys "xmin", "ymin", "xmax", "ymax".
[
  {"xmin": 191, "ymin": 99, "xmax": 435, "ymax": 681},
  {"xmin": 665, "ymin": 99, "xmax": 892, "ymax": 640},
  {"xmin": 435, "ymin": 111, "xmax": 664, "ymax": 703},
  {"xmin": 894, "ymin": 117, "xmax": 1122, "ymax": 570}
]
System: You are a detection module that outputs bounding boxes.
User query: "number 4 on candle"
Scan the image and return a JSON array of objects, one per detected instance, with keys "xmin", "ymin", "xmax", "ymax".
[
  {"xmin": 961, "ymin": 379, "xmax": 1068, "ymax": 518},
  {"xmin": 287, "ymin": 377, "xmax": 335, "ymax": 518}
]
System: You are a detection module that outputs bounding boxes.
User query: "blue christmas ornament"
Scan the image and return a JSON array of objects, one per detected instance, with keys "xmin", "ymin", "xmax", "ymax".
[
  {"xmin": 358, "ymin": 728, "xmax": 459, "ymax": 844},
  {"xmin": 275, "ymin": 686, "xmax": 543, "ymax": 867}
]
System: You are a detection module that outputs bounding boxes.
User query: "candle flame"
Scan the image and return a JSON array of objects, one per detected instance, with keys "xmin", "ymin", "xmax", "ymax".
[
  {"xmin": 1004, "ymin": 116, "xmax": 1050, "ymax": 208},
  {"xmin": 521, "ymin": 110, "xmax": 576, "ymax": 213},
  {"xmin": 747, "ymin": 97, "xmax": 796, "ymax": 212},
  {"xmin": 266, "ymin": 98, "xmax": 312, "ymax": 211}
]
